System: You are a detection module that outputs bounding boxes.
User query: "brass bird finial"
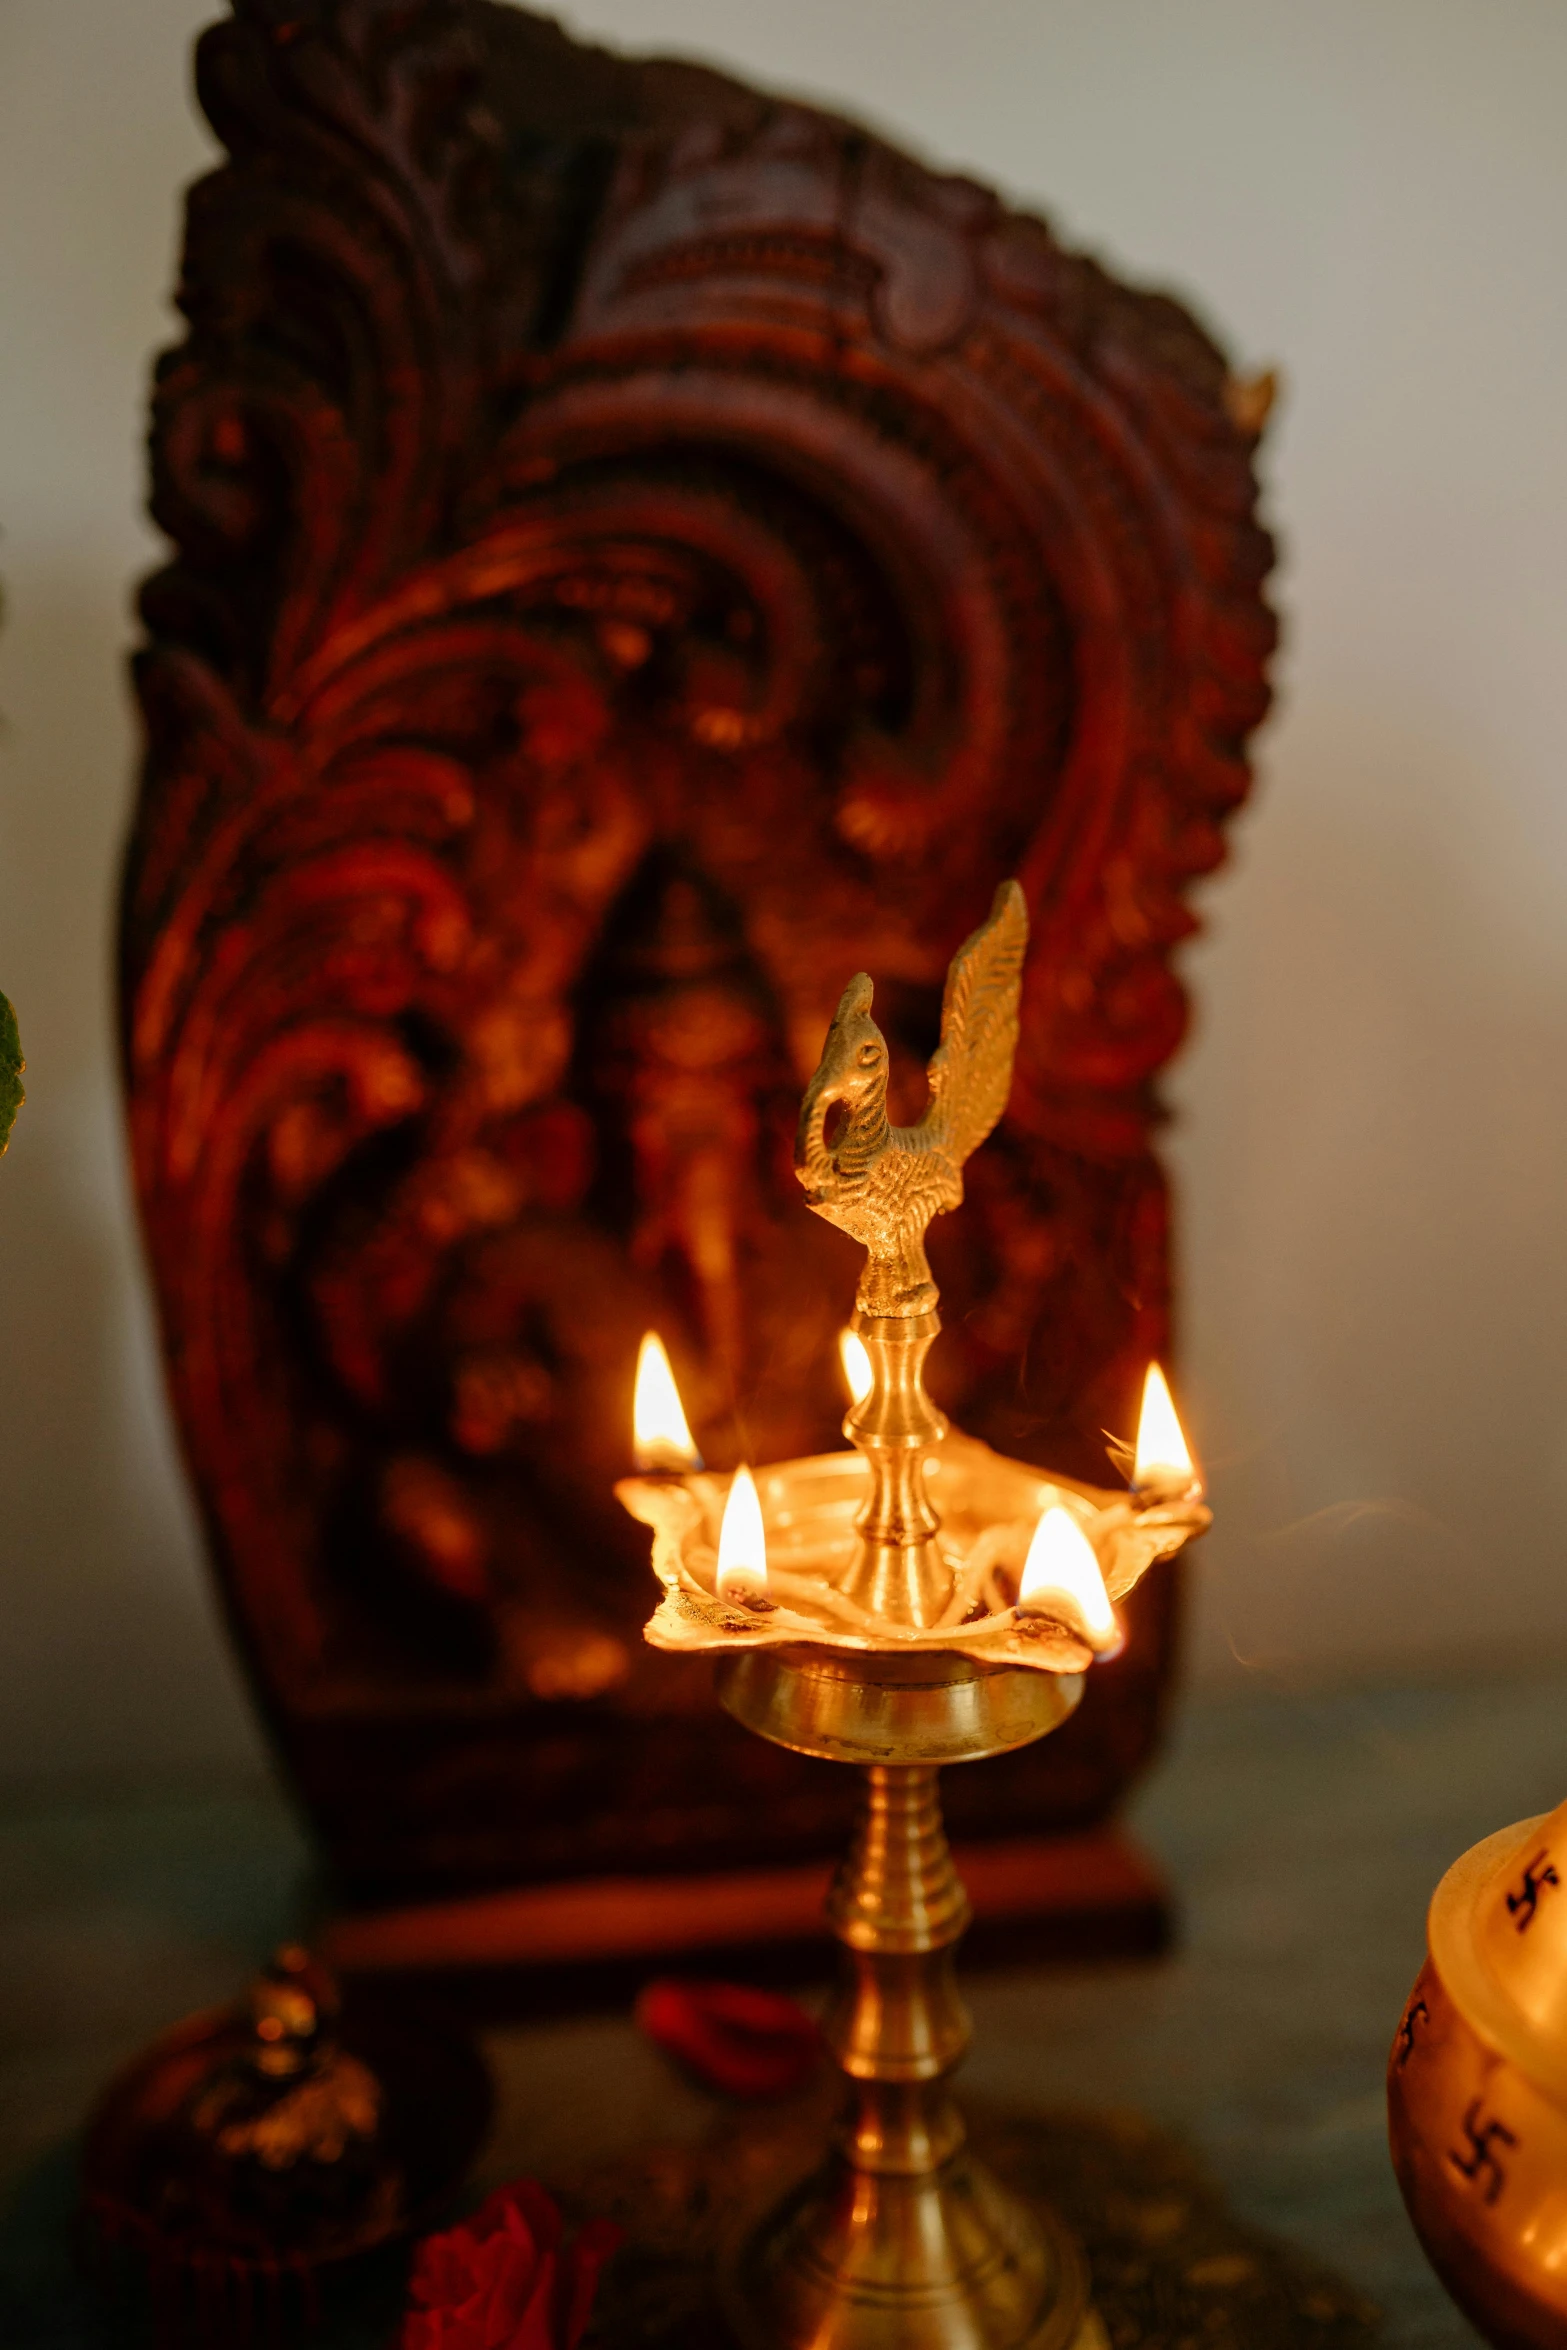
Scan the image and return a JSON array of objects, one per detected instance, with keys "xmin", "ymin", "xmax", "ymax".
[{"xmin": 795, "ymin": 881, "xmax": 1028, "ymax": 1317}]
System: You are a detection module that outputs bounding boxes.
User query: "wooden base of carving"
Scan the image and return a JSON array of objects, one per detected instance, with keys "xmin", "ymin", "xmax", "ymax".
[{"xmin": 317, "ymin": 1827, "xmax": 1168, "ymax": 2016}]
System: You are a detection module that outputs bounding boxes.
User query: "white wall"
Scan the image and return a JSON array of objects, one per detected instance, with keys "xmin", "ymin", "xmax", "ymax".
[
  {"xmin": 1, "ymin": 0, "xmax": 1565, "ymax": 1780},
  {"xmin": 0, "ymin": 0, "xmax": 251, "ymax": 1782}
]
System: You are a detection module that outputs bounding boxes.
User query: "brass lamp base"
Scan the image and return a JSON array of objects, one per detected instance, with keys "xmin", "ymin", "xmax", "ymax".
[
  {"xmin": 729, "ymin": 2158, "xmax": 1095, "ymax": 2350},
  {"xmin": 714, "ymin": 1646, "xmax": 1103, "ymax": 2350},
  {"xmin": 576, "ymin": 2102, "xmax": 1381, "ymax": 2350}
]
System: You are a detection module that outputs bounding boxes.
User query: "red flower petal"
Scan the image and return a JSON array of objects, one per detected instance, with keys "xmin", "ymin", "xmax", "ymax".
[
  {"xmin": 635, "ymin": 1978, "xmax": 823, "ymax": 2100},
  {"xmin": 401, "ymin": 2180, "xmax": 621, "ymax": 2350},
  {"xmin": 506, "ymin": 2250, "xmax": 560, "ymax": 2350},
  {"xmin": 561, "ymin": 2218, "xmax": 623, "ymax": 2349}
]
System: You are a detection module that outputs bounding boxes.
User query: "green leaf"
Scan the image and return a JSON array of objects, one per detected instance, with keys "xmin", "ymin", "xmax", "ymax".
[{"xmin": 0, "ymin": 992, "xmax": 23, "ymax": 1156}]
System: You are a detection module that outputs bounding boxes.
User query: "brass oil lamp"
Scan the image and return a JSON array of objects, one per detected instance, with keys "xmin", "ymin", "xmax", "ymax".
[
  {"xmin": 618, "ymin": 882, "xmax": 1209, "ymax": 2350},
  {"xmin": 1390, "ymin": 1798, "xmax": 1567, "ymax": 2346}
]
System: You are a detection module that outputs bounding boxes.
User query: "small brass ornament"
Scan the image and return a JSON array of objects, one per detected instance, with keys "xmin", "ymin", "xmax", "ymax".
[
  {"xmin": 1389, "ymin": 1797, "xmax": 1567, "ymax": 2346},
  {"xmin": 80, "ymin": 1945, "xmax": 491, "ymax": 2342}
]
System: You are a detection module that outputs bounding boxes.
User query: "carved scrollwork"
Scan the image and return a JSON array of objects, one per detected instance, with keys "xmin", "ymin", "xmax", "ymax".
[{"xmin": 124, "ymin": 0, "xmax": 1274, "ymax": 1894}]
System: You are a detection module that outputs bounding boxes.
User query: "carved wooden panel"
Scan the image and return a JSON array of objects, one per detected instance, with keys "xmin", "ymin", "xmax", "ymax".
[{"xmin": 123, "ymin": 0, "xmax": 1275, "ymax": 1902}]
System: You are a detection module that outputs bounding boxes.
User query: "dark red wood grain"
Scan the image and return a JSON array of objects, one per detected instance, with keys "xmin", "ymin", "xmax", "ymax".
[{"xmin": 123, "ymin": 0, "xmax": 1275, "ymax": 1906}]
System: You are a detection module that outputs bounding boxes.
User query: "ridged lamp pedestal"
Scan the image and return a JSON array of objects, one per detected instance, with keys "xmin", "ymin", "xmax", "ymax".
[{"xmin": 715, "ymin": 1651, "xmax": 1103, "ymax": 2350}]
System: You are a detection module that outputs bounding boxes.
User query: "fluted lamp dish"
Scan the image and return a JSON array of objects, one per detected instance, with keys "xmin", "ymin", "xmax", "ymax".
[{"xmin": 619, "ymin": 880, "xmax": 1209, "ymax": 2350}]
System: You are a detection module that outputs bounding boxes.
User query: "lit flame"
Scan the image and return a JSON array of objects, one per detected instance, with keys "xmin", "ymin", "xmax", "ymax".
[
  {"xmin": 633, "ymin": 1332, "xmax": 702, "ymax": 1473},
  {"xmin": 840, "ymin": 1328, "xmax": 873, "ymax": 1405},
  {"xmin": 716, "ymin": 1464, "xmax": 767, "ymax": 1601},
  {"xmin": 1132, "ymin": 1363, "xmax": 1198, "ymax": 1496},
  {"xmin": 1017, "ymin": 1507, "xmax": 1118, "ymax": 1651}
]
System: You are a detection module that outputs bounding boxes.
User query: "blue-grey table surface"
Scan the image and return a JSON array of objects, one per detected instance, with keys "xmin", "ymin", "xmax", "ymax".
[{"xmin": 4, "ymin": 1666, "xmax": 1555, "ymax": 2347}]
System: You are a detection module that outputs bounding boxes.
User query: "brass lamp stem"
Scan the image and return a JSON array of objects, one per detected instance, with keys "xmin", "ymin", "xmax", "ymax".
[
  {"xmin": 826, "ymin": 1763, "xmax": 971, "ymax": 2152},
  {"xmin": 841, "ymin": 1311, "xmax": 950, "ymax": 1627},
  {"xmin": 725, "ymin": 1746, "xmax": 1098, "ymax": 2350}
]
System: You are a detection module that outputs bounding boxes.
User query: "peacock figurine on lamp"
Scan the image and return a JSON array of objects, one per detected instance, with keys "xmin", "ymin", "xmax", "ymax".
[
  {"xmin": 795, "ymin": 879, "xmax": 1027, "ymax": 1323},
  {"xmin": 618, "ymin": 881, "xmax": 1208, "ymax": 2350}
]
